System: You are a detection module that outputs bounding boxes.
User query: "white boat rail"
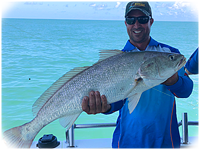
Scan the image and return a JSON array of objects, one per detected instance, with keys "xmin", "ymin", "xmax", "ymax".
[{"xmin": 66, "ymin": 112, "xmax": 198, "ymax": 147}]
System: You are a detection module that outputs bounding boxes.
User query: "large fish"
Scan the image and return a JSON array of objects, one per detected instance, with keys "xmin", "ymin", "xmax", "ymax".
[{"xmin": 3, "ymin": 50, "xmax": 186, "ymax": 148}]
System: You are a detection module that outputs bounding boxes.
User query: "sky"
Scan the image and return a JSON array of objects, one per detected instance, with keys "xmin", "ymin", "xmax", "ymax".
[{"xmin": 1, "ymin": 0, "xmax": 199, "ymax": 22}]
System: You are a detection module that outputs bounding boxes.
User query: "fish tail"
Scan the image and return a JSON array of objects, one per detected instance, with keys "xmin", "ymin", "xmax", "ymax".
[{"xmin": 3, "ymin": 122, "xmax": 37, "ymax": 148}]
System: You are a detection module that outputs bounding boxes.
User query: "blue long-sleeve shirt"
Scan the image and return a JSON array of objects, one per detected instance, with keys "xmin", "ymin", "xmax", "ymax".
[
  {"xmin": 185, "ymin": 48, "xmax": 198, "ymax": 74},
  {"xmin": 104, "ymin": 38, "xmax": 193, "ymax": 148}
]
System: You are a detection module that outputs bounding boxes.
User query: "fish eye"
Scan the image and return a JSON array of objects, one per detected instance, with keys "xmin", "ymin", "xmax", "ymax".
[{"xmin": 169, "ymin": 55, "xmax": 175, "ymax": 61}]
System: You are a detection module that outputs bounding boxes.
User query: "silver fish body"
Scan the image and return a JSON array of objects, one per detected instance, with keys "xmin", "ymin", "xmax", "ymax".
[{"xmin": 3, "ymin": 50, "xmax": 186, "ymax": 148}]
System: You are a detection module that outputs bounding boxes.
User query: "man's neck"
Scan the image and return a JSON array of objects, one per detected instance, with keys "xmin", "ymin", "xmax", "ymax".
[{"xmin": 130, "ymin": 37, "xmax": 151, "ymax": 51}]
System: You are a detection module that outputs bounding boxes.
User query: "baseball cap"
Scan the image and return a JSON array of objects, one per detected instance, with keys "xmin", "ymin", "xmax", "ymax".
[{"xmin": 125, "ymin": 1, "xmax": 152, "ymax": 17}]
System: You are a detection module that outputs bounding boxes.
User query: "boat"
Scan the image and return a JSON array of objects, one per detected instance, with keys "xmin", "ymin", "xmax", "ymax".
[{"xmin": 30, "ymin": 112, "xmax": 198, "ymax": 148}]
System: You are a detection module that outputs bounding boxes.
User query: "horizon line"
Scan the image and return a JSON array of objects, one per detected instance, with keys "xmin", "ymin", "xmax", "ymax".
[{"xmin": 2, "ymin": 17, "xmax": 199, "ymax": 23}]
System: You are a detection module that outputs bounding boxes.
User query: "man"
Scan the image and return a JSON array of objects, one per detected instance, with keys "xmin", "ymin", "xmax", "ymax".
[{"xmin": 82, "ymin": 1, "xmax": 193, "ymax": 148}]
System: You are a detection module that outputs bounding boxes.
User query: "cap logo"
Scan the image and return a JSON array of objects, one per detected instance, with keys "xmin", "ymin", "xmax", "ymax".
[{"xmin": 131, "ymin": 3, "xmax": 145, "ymax": 7}]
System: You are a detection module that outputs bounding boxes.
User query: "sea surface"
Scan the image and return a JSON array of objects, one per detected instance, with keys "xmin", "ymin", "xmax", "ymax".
[{"xmin": 2, "ymin": 18, "xmax": 199, "ymax": 142}]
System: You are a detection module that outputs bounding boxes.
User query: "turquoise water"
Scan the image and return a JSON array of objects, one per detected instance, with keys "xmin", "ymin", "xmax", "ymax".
[{"xmin": 2, "ymin": 19, "xmax": 198, "ymax": 142}]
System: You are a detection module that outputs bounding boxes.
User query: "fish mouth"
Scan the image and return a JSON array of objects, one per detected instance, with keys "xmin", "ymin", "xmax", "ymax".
[{"xmin": 177, "ymin": 56, "xmax": 186, "ymax": 70}]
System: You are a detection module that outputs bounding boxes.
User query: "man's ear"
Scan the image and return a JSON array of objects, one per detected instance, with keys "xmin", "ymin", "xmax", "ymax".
[
  {"xmin": 125, "ymin": 20, "xmax": 128, "ymax": 26},
  {"xmin": 150, "ymin": 18, "xmax": 154, "ymax": 26}
]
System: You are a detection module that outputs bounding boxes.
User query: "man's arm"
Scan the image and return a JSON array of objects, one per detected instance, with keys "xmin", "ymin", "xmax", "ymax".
[
  {"xmin": 162, "ymin": 72, "xmax": 178, "ymax": 86},
  {"xmin": 185, "ymin": 48, "xmax": 198, "ymax": 75},
  {"xmin": 162, "ymin": 68, "xmax": 193, "ymax": 98}
]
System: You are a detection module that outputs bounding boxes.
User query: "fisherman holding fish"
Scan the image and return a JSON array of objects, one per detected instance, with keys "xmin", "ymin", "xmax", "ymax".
[
  {"xmin": 3, "ymin": 1, "xmax": 194, "ymax": 148},
  {"xmin": 82, "ymin": 1, "xmax": 193, "ymax": 148}
]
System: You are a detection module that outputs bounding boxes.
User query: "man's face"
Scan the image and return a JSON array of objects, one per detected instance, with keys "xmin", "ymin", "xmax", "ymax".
[{"xmin": 125, "ymin": 10, "xmax": 154, "ymax": 44}]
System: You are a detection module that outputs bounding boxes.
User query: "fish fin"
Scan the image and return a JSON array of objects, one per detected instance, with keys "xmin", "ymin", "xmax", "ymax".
[
  {"xmin": 124, "ymin": 81, "xmax": 137, "ymax": 98},
  {"xmin": 3, "ymin": 124, "xmax": 36, "ymax": 148},
  {"xmin": 98, "ymin": 50, "xmax": 123, "ymax": 62},
  {"xmin": 32, "ymin": 66, "xmax": 90, "ymax": 116},
  {"xmin": 59, "ymin": 113, "xmax": 81, "ymax": 130},
  {"xmin": 124, "ymin": 75, "xmax": 143, "ymax": 98},
  {"xmin": 127, "ymin": 93, "xmax": 142, "ymax": 114}
]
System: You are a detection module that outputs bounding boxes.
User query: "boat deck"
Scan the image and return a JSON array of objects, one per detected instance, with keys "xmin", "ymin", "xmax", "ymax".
[{"xmin": 31, "ymin": 136, "xmax": 198, "ymax": 148}]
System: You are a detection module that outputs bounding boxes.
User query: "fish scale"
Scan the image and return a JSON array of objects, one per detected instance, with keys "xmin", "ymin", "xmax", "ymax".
[{"xmin": 3, "ymin": 50, "xmax": 186, "ymax": 148}]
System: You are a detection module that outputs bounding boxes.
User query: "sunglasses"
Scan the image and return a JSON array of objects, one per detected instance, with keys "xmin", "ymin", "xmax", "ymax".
[{"xmin": 126, "ymin": 16, "xmax": 151, "ymax": 25}]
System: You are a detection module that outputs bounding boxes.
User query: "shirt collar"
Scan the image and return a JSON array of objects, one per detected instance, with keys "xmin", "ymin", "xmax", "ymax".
[
  {"xmin": 149, "ymin": 37, "xmax": 159, "ymax": 47},
  {"xmin": 122, "ymin": 37, "xmax": 159, "ymax": 52}
]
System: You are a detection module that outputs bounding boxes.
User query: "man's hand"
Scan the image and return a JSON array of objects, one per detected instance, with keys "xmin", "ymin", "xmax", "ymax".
[
  {"xmin": 82, "ymin": 91, "xmax": 111, "ymax": 114},
  {"xmin": 162, "ymin": 72, "xmax": 179, "ymax": 86}
]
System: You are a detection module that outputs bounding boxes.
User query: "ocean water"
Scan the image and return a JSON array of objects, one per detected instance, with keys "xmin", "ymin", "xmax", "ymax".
[{"xmin": 2, "ymin": 18, "xmax": 198, "ymax": 142}]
